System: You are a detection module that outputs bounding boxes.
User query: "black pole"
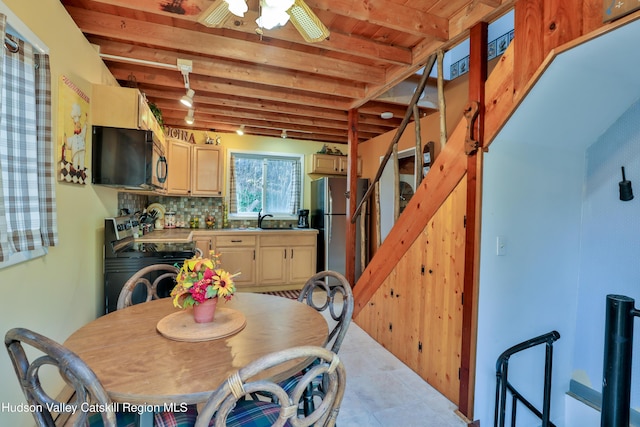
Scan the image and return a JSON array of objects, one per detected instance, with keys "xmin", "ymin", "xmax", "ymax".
[{"xmin": 601, "ymin": 294, "xmax": 635, "ymax": 427}]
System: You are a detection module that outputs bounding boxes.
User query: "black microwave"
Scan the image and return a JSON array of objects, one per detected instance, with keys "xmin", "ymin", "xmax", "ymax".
[{"xmin": 91, "ymin": 126, "xmax": 167, "ymax": 190}]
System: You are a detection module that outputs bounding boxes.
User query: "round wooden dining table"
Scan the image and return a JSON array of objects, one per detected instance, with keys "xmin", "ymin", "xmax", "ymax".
[{"xmin": 64, "ymin": 293, "xmax": 328, "ymax": 407}]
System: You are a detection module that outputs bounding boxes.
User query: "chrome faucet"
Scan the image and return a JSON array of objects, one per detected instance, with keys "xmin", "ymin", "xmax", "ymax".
[{"xmin": 257, "ymin": 209, "xmax": 273, "ymax": 228}]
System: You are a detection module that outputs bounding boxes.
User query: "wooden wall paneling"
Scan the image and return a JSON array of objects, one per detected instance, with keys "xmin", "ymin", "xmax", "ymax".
[
  {"xmin": 405, "ymin": 235, "xmax": 427, "ymax": 373},
  {"xmin": 425, "ymin": 181, "xmax": 465, "ymax": 404},
  {"xmin": 582, "ymin": 0, "xmax": 605, "ymax": 33},
  {"xmin": 513, "ymin": 0, "xmax": 544, "ymax": 92},
  {"xmin": 543, "ymin": 0, "xmax": 584, "ymax": 53}
]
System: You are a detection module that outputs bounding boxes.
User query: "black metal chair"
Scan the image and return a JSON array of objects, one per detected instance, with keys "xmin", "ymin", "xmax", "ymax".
[
  {"xmin": 194, "ymin": 346, "xmax": 346, "ymax": 427},
  {"xmin": 4, "ymin": 327, "xmax": 128, "ymax": 427}
]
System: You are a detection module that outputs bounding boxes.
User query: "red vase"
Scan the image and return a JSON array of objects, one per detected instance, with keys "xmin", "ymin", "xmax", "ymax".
[{"xmin": 193, "ymin": 298, "xmax": 218, "ymax": 323}]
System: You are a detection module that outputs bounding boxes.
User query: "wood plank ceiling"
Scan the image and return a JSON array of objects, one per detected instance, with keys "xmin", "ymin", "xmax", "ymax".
[{"xmin": 60, "ymin": 0, "xmax": 511, "ymax": 144}]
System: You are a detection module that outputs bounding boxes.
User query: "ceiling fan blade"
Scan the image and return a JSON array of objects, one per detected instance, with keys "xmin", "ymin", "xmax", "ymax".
[
  {"xmin": 198, "ymin": 0, "xmax": 233, "ymax": 27},
  {"xmin": 286, "ymin": 0, "xmax": 330, "ymax": 43}
]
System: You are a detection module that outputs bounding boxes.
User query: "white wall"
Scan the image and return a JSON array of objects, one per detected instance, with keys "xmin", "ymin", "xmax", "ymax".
[
  {"xmin": 475, "ymin": 134, "xmax": 584, "ymax": 426},
  {"xmin": 573, "ymin": 98, "xmax": 640, "ymax": 411},
  {"xmin": 473, "ymin": 18, "xmax": 640, "ymax": 426}
]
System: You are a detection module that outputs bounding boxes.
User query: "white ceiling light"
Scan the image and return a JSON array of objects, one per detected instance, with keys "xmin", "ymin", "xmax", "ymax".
[
  {"xmin": 256, "ymin": 0, "xmax": 294, "ymax": 30},
  {"xmin": 226, "ymin": 0, "xmax": 248, "ymax": 17},
  {"xmin": 380, "ymin": 111, "xmax": 394, "ymax": 119},
  {"xmin": 198, "ymin": 0, "xmax": 328, "ymax": 43},
  {"xmin": 236, "ymin": 124, "xmax": 245, "ymax": 135},
  {"xmin": 185, "ymin": 109, "xmax": 195, "ymax": 125},
  {"xmin": 180, "ymin": 88, "xmax": 195, "ymax": 108}
]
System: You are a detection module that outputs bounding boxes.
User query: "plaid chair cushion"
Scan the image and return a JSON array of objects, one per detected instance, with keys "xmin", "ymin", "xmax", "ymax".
[
  {"xmin": 211, "ymin": 400, "xmax": 293, "ymax": 427},
  {"xmin": 154, "ymin": 405, "xmax": 198, "ymax": 427},
  {"xmin": 86, "ymin": 411, "xmax": 137, "ymax": 427}
]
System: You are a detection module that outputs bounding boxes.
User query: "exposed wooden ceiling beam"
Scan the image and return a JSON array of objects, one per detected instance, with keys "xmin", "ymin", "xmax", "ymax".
[
  {"xmin": 66, "ymin": 7, "xmax": 386, "ymax": 84},
  {"xmin": 95, "ymin": 39, "xmax": 366, "ymax": 99}
]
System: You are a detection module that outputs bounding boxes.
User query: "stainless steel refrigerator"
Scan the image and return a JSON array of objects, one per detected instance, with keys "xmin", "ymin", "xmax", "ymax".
[{"xmin": 311, "ymin": 177, "xmax": 369, "ymax": 284}]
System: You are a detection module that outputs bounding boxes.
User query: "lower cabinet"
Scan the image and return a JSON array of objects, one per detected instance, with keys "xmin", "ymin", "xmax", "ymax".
[
  {"xmin": 216, "ymin": 235, "xmax": 256, "ymax": 287},
  {"xmin": 258, "ymin": 234, "xmax": 316, "ymax": 286},
  {"xmin": 193, "ymin": 230, "xmax": 316, "ymax": 291}
]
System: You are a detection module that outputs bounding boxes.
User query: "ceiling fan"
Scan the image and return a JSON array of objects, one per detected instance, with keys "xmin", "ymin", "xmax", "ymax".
[{"xmin": 198, "ymin": 0, "xmax": 330, "ymax": 43}]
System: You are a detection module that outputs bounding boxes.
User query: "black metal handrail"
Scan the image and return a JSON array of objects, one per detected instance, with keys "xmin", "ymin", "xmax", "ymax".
[{"xmin": 494, "ymin": 330, "xmax": 561, "ymax": 427}]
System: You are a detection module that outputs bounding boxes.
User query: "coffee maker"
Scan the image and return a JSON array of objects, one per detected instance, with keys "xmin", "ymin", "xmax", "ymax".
[{"xmin": 297, "ymin": 209, "xmax": 309, "ymax": 228}]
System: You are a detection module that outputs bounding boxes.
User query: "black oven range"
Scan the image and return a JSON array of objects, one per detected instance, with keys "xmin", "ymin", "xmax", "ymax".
[{"xmin": 103, "ymin": 216, "xmax": 195, "ymax": 314}]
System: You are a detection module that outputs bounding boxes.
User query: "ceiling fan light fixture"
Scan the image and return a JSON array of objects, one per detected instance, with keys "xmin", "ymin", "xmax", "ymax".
[
  {"xmin": 185, "ymin": 109, "xmax": 195, "ymax": 125},
  {"xmin": 236, "ymin": 124, "xmax": 245, "ymax": 136},
  {"xmin": 225, "ymin": 0, "xmax": 248, "ymax": 17},
  {"xmin": 256, "ymin": 2, "xmax": 291, "ymax": 29},
  {"xmin": 180, "ymin": 88, "xmax": 195, "ymax": 107},
  {"xmin": 381, "ymin": 111, "xmax": 394, "ymax": 119},
  {"xmin": 198, "ymin": 0, "xmax": 231, "ymax": 27},
  {"xmin": 287, "ymin": 0, "xmax": 330, "ymax": 43}
]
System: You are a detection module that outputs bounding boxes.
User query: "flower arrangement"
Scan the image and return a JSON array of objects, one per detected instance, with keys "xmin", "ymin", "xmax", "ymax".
[{"xmin": 170, "ymin": 251, "xmax": 238, "ymax": 308}]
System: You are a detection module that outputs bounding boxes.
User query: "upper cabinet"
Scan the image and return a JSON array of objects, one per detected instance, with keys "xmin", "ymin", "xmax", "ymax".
[
  {"xmin": 92, "ymin": 85, "xmax": 165, "ymax": 145},
  {"xmin": 165, "ymin": 140, "xmax": 223, "ymax": 197},
  {"xmin": 191, "ymin": 145, "xmax": 223, "ymax": 196},
  {"xmin": 309, "ymin": 153, "xmax": 362, "ymax": 176}
]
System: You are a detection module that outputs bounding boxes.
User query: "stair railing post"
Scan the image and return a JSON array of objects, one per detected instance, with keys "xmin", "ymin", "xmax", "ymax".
[{"xmin": 601, "ymin": 294, "xmax": 636, "ymax": 427}]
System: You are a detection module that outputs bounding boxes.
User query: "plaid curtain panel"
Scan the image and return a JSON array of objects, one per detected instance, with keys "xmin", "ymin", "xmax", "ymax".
[{"xmin": 0, "ymin": 14, "xmax": 57, "ymax": 261}]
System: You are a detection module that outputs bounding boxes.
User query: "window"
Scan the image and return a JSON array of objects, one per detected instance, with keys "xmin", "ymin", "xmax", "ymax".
[{"xmin": 228, "ymin": 151, "xmax": 302, "ymax": 218}]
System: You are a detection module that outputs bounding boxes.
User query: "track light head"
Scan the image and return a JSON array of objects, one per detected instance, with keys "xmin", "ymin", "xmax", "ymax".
[
  {"xmin": 180, "ymin": 88, "xmax": 195, "ymax": 108},
  {"xmin": 185, "ymin": 109, "xmax": 195, "ymax": 125}
]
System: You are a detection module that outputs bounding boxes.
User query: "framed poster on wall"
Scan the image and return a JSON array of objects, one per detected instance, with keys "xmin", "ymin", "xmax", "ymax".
[{"xmin": 58, "ymin": 75, "xmax": 90, "ymax": 184}]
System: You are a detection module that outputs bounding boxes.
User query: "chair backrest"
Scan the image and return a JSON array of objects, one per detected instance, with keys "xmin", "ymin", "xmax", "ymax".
[
  {"xmin": 116, "ymin": 263, "xmax": 179, "ymax": 310},
  {"xmin": 4, "ymin": 327, "xmax": 117, "ymax": 427},
  {"xmin": 298, "ymin": 270, "xmax": 354, "ymax": 354},
  {"xmin": 195, "ymin": 346, "xmax": 346, "ymax": 427}
]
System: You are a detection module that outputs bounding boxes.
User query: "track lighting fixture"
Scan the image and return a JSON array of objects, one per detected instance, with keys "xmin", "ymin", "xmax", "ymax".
[
  {"xmin": 185, "ymin": 109, "xmax": 195, "ymax": 125},
  {"xmin": 236, "ymin": 124, "xmax": 245, "ymax": 136},
  {"xmin": 180, "ymin": 88, "xmax": 195, "ymax": 108}
]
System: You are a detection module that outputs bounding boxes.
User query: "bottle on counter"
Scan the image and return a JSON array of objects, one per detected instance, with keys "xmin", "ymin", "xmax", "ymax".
[{"xmin": 165, "ymin": 211, "xmax": 176, "ymax": 229}]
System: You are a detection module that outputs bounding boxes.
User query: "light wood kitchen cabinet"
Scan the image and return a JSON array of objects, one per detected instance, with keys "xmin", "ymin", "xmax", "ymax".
[
  {"xmin": 165, "ymin": 141, "xmax": 223, "ymax": 196},
  {"xmin": 92, "ymin": 85, "xmax": 157, "ymax": 133},
  {"xmin": 193, "ymin": 235, "xmax": 213, "ymax": 257},
  {"xmin": 191, "ymin": 145, "xmax": 223, "ymax": 196},
  {"xmin": 258, "ymin": 234, "xmax": 316, "ymax": 286},
  {"xmin": 215, "ymin": 235, "xmax": 256, "ymax": 287},
  {"xmin": 166, "ymin": 139, "xmax": 191, "ymax": 195},
  {"xmin": 310, "ymin": 154, "xmax": 362, "ymax": 176}
]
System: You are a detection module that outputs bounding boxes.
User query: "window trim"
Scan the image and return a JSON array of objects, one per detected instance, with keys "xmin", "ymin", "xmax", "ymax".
[{"xmin": 227, "ymin": 149, "xmax": 304, "ymax": 220}]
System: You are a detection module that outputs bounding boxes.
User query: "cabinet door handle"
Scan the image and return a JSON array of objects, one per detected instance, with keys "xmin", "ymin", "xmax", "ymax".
[
  {"xmin": 231, "ymin": 240, "xmax": 242, "ymax": 243},
  {"xmin": 291, "ymin": 249, "xmax": 294, "ymax": 258},
  {"xmin": 284, "ymin": 249, "xmax": 287, "ymax": 259}
]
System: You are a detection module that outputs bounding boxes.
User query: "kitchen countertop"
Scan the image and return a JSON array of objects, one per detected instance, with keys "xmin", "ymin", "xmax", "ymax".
[{"xmin": 134, "ymin": 227, "xmax": 318, "ymax": 243}]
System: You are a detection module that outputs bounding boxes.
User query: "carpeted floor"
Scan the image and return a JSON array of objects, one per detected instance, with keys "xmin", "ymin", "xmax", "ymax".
[{"xmin": 260, "ymin": 289, "xmax": 301, "ymax": 300}]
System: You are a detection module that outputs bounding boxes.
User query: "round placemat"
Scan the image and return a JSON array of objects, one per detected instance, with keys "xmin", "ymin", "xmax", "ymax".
[{"xmin": 156, "ymin": 307, "xmax": 246, "ymax": 342}]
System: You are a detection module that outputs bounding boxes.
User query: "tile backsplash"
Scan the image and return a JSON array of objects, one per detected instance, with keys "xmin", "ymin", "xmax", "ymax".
[{"xmin": 118, "ymin": 193, "xmax": 294, "ymax": 229}]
